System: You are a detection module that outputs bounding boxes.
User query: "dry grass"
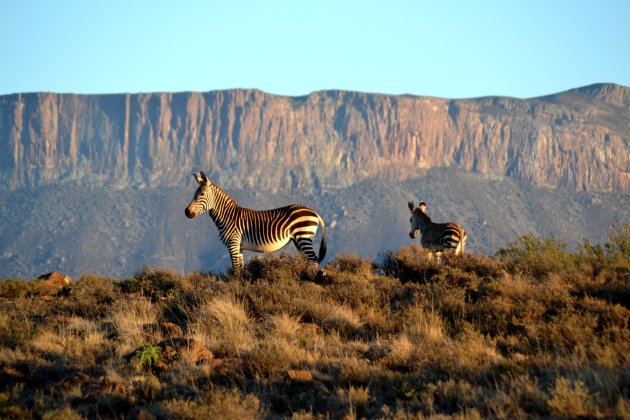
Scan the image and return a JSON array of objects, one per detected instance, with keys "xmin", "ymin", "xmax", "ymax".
[
  {"xmin": 0, "ymin": 227, "xmax": 629, "ymax": 418},
  {"xmin": 192, "ymin": 295, "xmax": 255, "ymax": 357}
]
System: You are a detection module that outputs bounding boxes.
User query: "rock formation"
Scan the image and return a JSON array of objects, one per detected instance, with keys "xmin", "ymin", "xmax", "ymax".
[{"xmin": 1, "ymin": 83, "xmax": 628, "ymax": 193}]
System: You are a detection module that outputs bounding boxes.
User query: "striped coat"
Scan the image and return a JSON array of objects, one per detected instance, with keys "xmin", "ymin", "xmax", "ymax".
[
  {"xmin": 408, "ymin": 200, "xmax": 467, "ymax": 257},
  {"xmin": 185, "ymin": 171, "xmax": 326, "ymax": 272}
]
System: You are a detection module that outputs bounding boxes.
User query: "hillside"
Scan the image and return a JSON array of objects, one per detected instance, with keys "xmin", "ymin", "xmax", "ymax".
[
  {"xmin": 1, "ymin": 168, "xmax": 628, "ymax": 279},
  {"xmin": 0, "ymin": 239, "xmax": 628, "ymax": 418}
]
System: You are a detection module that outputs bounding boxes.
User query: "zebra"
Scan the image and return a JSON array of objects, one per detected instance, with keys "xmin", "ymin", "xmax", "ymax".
[
  {"xmin": 185, "ymin": 171, "xmax": 327, "ymax": 272},
  {"xmin": 407, "ymin": 200, "xmax": 467, "ymax": 263}
]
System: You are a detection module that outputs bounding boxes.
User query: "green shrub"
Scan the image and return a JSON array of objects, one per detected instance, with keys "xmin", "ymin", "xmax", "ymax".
[
  {"xmin": 61, "ymin": 274, "xmax": 118, "ymax": 319},
  {"xmin": 495, "ymin": 234, "xmax": 576, "ymax": 278},
  {"xmin": 117, "ymin": 266, "xmax": 184, "ymax": 299},
  {"xmin": 603, "ymin": 222, "xmax": 630, "ymax": 261},
  {"xmin": 580, "ymin": 222, "xmax": 630, "ymax": 268}
]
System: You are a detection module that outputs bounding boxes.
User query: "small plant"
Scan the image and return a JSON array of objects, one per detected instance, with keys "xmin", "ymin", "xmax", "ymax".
[{"xmin": 135, "ymin": 343, "xmax": 162, "ymax": 370}]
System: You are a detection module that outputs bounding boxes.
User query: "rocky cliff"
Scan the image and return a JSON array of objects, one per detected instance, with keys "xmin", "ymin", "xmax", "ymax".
[{"xmin": 1, "ymin": 84, "xmax": 629, "ymax": 193}]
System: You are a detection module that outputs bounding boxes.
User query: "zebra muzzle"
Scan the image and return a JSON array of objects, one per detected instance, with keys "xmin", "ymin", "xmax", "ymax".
[
  {"xmin": 409, "ymin": 230, "xmax": 419, "ymax": 239},
  {"xmin": 185, "ymin": 207, "xmax": 196, "ymax": 219}
]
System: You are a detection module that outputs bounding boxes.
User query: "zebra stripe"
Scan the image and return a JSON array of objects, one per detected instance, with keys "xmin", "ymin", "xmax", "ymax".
[
  {"xmin": 407, "ymin": 200, "xmax": 467, "ymax": 258},
  {"xmin": 185, "ymin": 171, "xmax": 327, "ymax": 272}
]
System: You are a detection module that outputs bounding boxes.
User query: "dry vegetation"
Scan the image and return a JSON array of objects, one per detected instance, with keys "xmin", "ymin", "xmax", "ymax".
[{"xmin": 0, "ymin": 225, "xmax": 629, "ymax": 419}]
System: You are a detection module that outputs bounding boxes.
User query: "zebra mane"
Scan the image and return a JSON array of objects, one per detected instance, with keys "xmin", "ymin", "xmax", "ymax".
[
  {"xmin": 415, "ymin": 202, "xmax": 432, "ymax": 223},
  {"xmin": 208, "ymin": 181, "xmax": 238, "ymax": 206}
]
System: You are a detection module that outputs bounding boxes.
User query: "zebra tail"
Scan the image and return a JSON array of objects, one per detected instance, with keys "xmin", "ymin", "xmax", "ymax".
[
  {"xmin": 317, "ymin": 214, "xmax": 327, "ymax": 263},
  {"xmin": 456, "ymin": 230, "xmax": 467, "ymax": 255}
]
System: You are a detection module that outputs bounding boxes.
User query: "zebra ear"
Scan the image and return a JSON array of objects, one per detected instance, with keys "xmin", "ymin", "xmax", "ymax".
[
  {"xmin": 193, "ymin": 173, "xmax": 204, "ymax": 184},
  {"xmin": 418, "ymin": 202, "xmax": 426, "ymax": 212},
  {"xmin": 408, "ymin": 200, "xmax": 415, "ymax": 212},
  {"xmin": 200, "ymin": 171, "xmax": 209, "ymax": 183}
]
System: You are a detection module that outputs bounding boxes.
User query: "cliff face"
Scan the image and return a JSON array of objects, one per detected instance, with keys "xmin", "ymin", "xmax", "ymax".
[{"xmin": 1, "ymin": 83, "xmax": 628, "ymax": 193}]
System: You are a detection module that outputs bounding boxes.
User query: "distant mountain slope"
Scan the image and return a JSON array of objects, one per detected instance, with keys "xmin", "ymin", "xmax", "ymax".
[
  {"xmin": 1, "ymin": 169, "xmax": 627, "ymax": 278},
  {"xmin": 1, "ymin": 84, "xmax": 628, "ymax": 193}
]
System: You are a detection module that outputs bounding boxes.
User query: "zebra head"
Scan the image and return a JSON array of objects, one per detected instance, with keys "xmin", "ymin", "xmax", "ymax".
[
  {"xmin": 185, "ymin": 171, "xmax": 214, "ymax": 219},
  {"xmin": 407, "ymin": 200, "xmax": 427, "ymax": 239}
]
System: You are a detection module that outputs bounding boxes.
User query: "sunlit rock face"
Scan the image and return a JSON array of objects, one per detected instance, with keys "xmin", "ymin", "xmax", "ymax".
[{"xmin": 1, "ymin": 83, "xmax": 628, "ymax": 193}]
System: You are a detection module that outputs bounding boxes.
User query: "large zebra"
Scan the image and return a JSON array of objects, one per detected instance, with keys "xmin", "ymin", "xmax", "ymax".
[
  {"xmin": 185, "ymin": 171, "xmax": 327, "ymax": 272},
  {"xmin": 407, "ymin": 200, "xmax": 467, "ymax": 262}
]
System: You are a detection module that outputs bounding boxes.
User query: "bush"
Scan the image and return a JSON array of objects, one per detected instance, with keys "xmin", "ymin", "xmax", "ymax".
[
  {"xmin": 191, "ymin": 295, "xmax": 255, "ymax": 357},
  {"xmin": 0, "ymin": 279, "xmax": 32, "ymax": 299},
  {"xmin": 378, "ymin": 244, "xmax": 441, "ymax": 283},
  {"xmin": 576, "ymin": 224, "xmax": 630, "ymax": 307},
  {"xmin": 603, "ymin": 222, "xmax": 630, "ymax": 261},
  {"xmin": 580, "ymin": 223, "xmax": 630, "ymax": 268},
  {"xmin": 62, "ymin": 274, "xmax": 118, "ymax": 319},
  {"xmin": 495, "ymin": 234, "xmax": 576, "ymax": 278},
  {"xmin": 0, "ymin": 311, "xmax": 38, "ymax": 349},
  {"xmin": 244, "ymin": 253, "xmax": 315, "ymax": 283},
  {"xmin": 117, "ymin": 266, "xmax": 185, "ymax": 299}
]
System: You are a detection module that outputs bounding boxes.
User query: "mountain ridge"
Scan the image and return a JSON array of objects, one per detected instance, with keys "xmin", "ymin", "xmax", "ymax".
[{"xmin": 1, "ymin": 83, "xmax": 628, "ymax": 193}]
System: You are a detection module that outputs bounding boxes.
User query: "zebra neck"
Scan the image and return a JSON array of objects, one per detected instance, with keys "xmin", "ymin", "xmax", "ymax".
[
  {"xmin": 207, "ymin": 190, "xmax": 238, "ymax": 228},
  {"xmin": 418, "ymin": 214, "xmax": 432, "ymax": 231}
]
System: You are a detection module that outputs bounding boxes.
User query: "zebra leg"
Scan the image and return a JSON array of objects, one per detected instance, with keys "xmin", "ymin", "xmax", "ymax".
[
  {"xmin": 227, "ymin": 239, "xmax": 245, "ymax": 273},
  {"xmin": 293, "ymin": 237, "xmax": 318, "ymax": 264},
  {"xmin": 231, "ymin": 252, "xmax": 245, "ymax": 273},
  {"xmin": 292, "ymin": 237, "xmax": 327, "ymax": 282}
]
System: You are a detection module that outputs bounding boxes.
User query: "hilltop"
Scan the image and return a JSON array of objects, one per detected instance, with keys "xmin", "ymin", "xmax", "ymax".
[{"xmin": 0, "ymin": 229, "xmax": 628, "ymax": 418}]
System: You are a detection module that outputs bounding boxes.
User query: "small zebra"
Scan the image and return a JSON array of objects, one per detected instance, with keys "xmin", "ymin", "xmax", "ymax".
[
  {"xmin": 185, "ymin": 171, "xmax": 327, "ymax": 272},
  {"xmin": 407, "ymin": 200, "xmax": 467, "ymax": 262}
]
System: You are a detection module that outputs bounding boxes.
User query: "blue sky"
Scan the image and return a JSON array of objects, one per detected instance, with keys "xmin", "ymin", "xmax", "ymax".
[{"xmin": 1, "ymin": 0, "xmax": 628, "ymax": 98}]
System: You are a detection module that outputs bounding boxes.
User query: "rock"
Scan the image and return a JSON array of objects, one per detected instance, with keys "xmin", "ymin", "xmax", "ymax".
[
  {"xmin": 1, "ymin": 85, "xmax": 628, "ymax": 194},
  {"xmin": 158, "ymin": 322, "xmax": 183, "ymax": 338},
  {"xmin": 142, "ymin": 322, "xmax": 183, "ymax": 339},
  {"xmin": 46, "ymin": 315, "xmax": 71, "ymax": 326},
  {"xmin": 133, "ymin": 409, "xmax": 157, "ymax": 420},
  {"xmin": 37, "ymin": 271, "xmax": 72, "ymax": 291},
  {"xmin": 3, "ymin": 367, "xmax": 23, "ymax": 379},
  {"xmin": 156, "ymin": 337, "xmax": 214, "ymax": 365},
  {"xmin": 287, "ymin": 369, "xmax": 313, "ymax": 382},
  {"xmin": 210, "ymin": 358, "xmax": 243, "ymax": 376}
]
